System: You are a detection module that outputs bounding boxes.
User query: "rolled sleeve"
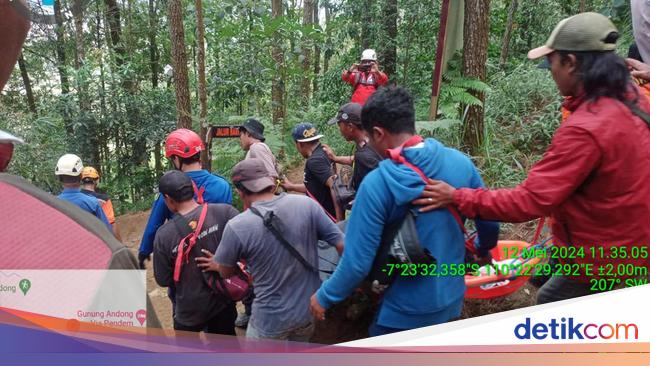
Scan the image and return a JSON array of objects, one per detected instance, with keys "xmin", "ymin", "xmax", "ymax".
[
  {"xmin": 214, "ymin": 224, "xmax": 242, "ymax": 267},
  {"xmin": 307, "ymin": 155, "xmax": 335, "ymax": 186}
]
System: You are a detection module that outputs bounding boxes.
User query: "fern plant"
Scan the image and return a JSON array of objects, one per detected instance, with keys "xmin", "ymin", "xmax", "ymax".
[{"xmin": 437, "ymin": 53, "xmax": 490, "ymax": 122}]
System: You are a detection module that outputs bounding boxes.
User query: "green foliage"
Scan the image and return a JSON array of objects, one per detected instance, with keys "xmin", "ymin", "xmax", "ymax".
[
  {"xmin": 0, "ymin": 112, "xmax": 68, "ymax": 194},
  {"xmin": 0, "ymin": 0, "xmax": 640, "ymax": 218},
  {"xmin": 433, "ymin": 53, "xmax": 491, "ymax": 123},
  {"xmin": 479, "ymin": 63, "xmax": 561, "ymax": 187}
]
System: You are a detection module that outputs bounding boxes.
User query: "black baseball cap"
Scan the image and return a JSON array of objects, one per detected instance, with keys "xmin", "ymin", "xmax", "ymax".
[
  {"xmin": 239, "ymin": 118, "xmax": 266, "ymax": 142},
  {"xmin": 327, "ymin": 103, "xmax": 362, "ymax": 126},
  {"xmin": 291, "ymin": 122, "xmax": 324, "ymax": 142},
  {"xmin": 159, "ymin": 170, "xmax": 194, "ymax": 201},
  {"xmin": 231, "ymin": 158, "xmax": 275, "ymax": 193}
]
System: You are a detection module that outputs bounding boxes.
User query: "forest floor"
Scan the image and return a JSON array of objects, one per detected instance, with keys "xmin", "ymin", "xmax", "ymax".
[{"xmin": 115, "ymin": 162, "xmax": 538, "ymax": 343}]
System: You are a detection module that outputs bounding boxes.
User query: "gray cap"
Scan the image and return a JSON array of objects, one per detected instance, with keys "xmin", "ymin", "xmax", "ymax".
[
  {"xmin": 528, "ymin": 12, "xmax": 618, "ymax": 59},
  {"xmin": 232, "ymin": 158, "xmax": 275, "ymax": 193},
  {"xmin": 327, "ymin": 103, "xmax": 363, "ymax": 126}
]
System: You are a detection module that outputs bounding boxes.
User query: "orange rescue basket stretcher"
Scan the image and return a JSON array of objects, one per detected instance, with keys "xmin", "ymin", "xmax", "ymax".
[{"xmin": 464, "ymin": 218, "xmax": 552, "ymax": 299}]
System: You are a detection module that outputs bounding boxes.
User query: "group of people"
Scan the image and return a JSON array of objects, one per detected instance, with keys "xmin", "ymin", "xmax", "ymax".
[
  {"xmin": 53, "ymin": 154, "xmax": 119, "ymax": 239},
  {"xmin": 3, "ymin": 7, "xmax": 650, "ymax": 344}
]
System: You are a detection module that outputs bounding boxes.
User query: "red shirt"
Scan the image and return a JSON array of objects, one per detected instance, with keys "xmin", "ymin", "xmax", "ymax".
[
  {"xmin": 454, "ymin": 90, "xmax": 650, "ymax": 281},
  {"xmin": 342, "ymin": 70, "xmax": 389, "ymax": 105}
]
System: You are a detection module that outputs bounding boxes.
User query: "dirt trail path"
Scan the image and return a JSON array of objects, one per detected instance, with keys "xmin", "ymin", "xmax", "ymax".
[
  {"xmin": 116, "ymin": 210, "xmax": 175, "ymax": 330},
  {"xmin": 114, "ymin": 163, "xmax": 537, "ymax": 343}
]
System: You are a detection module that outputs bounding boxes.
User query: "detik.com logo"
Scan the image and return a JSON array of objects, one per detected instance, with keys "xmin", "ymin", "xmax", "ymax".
[{"xmin": 514, "ymin": 317, "xmax": 638, "ymax": 340}]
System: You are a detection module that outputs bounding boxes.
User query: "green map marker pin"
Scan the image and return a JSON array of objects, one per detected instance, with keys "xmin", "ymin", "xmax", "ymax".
[{"xmin": 19, "ymin": 279, "xmax": 31, "ymax": 295}]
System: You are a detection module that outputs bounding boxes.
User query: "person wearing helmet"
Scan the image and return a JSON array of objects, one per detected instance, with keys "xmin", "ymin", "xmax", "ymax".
[
  {"xmin": 138, "ymin": 128, "xmax": 233, "ymax": 269},
  {"xmin": 81, "ymin": 167, "xmax": 122, "ymax": 241},
  {"xmin": 342, "ymin": 49, "xmax": 389, "ymax": 106},
  {"xmin": 55, "ymin": 154, "xmax": 113, "ymax": 232},
  {"xmin": 0, "ymin": 130, "xmax": 23, "ymax": 173}
]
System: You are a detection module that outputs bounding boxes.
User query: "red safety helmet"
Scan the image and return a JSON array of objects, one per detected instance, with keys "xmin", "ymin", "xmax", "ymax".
[{"xmin": 164, "ymin": 128, "xmax": 204, "ymax": 158}]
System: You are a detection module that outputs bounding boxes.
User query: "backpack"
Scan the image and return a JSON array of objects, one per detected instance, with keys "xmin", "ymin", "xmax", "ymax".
[
  {"xmin": 365, "ymin": 135, "xmax": 479, "ymax": 293},
  {"xmin": 171, "ymin": 204, "xmax": 252, "ymax": 302}
]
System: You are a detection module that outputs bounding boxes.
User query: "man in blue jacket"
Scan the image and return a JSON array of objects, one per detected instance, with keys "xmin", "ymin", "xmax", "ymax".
[
  {"xmin": 138, "ymin": 128, "xmax": 232, "ymax": 269},
  {"xmin": 55, "ymin": 154, "xmax": 113, "ymax": 233},
  {"xmin": 310, "ymin": 86, "xmax": 499, "ymax": 336}
]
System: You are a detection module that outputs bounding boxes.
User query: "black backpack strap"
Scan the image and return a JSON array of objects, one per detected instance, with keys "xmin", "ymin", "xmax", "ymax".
[
  {"xmin": 248, "ymin": 206, "xmax": 318, "ymax": 273},
  {"xmin": 622, "ymin": 99, "xmax": 650, "ymax": 128}
]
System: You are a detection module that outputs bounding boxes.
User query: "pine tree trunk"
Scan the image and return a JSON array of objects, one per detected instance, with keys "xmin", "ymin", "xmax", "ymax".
[
  {"xmin": 18, "ymin": 53, "xmax": 37, "ymax": 115},
  {"xmin": 462, "ymin": 0, "xmax": 490, "ymax": 155},
  {"xmin": 361, "ymin": 0, "xmax": 373, "ymax": 49},
  {"xmin": 154, "ymin": 140, "xmax": 163, "ymax": 178},
  {"xmin": 323, "ymin": 3, "xmax": 332, "ymax": 73},
  {"xmin": 402, "ymin": 12, "xmax": 417, "ymax": 85},
  {"xmin": 312, "ymin": 0, "xmax": 321, "ymax": 96},
  {"xmin": 499, "ymin": 0, "xmax": 518, "ymax": 68},
  {"xmin": 301, "ymin": 0, "xmax": 314, "ymax": 104},
  {"xmin": 54, "ymin": 0, "xmax": 73, "ymax": 137},
  {"xmin": 73, "ymin": 0, "xmax": 85, "ymax": 68},
  {"xmin": 168, "ymin": 0, "xmax": 193, "ymax": 129},
  {"xmin": 381, "ymin": 0, "xmax": 397, "ymax": 77},
  {"xmin": 105, "ymin": 0, "xmax": 126, "ymax": 67},
  {"xmin": 149, "ymin": 0, "xmax": 159, "ymax": 89},
  {"xmin": 95, "ymin": 7, "xmax": 112, "ymax": 175},
  {"xmin": 271, "ymin": 0, "xmax": 286, "ymax": 128},
  {"xmin": 196, "ymin": 0, "xmax": 210, "ymax": 169},
  {"xmin": 73, "ymin": 0, "xmax": 101, "ymax": 168}
]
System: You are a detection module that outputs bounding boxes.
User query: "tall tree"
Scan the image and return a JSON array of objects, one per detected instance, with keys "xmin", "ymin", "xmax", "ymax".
[
  {"xmin": 301, "ymin": 0, "xmax": 315, "ymax": 104},
  {"xmin": 54, "ymin": 0, "xmax": 73, "ymax": 137},
  {"xmin": 105, "ymin": 0, "xmax": 126, "ymax": 68},
  {"xmin": 95, "ymin": 5, "xmax": 110, "ymax": 176},
  {"xmin": 462, "ymin": 0, "xmax": 490, "ymax": 155},
  {"xmin": 168, "ymin": 0, "xmax": 193, "ymax": 129},
  {"xmin": 323, "ymin": 2, "xmax": 333, "ymax": 73},
  {"xmin": 72, "ymin": 0, "xmax": 85, "ymax": 68},
  {"xmin": 312, "ymin": 0, "xmax": 321, "ymax": 95},
  {"xmin": 73, "ymin": 0, "xmax": 101, "ymax": 168},
  {"xmin": 148, "ymin": 0, "xmax": 159, "ymax": 89},
  {"xmin": 381, "ymin": 0, "xmax": 397, "ymax": 77},
  {"xmin": 17, "ymin": 53, "xmax": 37, "ymax": 115},
  {"xmin": 271, "ymin": 0, "xmax": 286, "ymax": 125},
  {"xmin": 196, "ymin": 0, "xmax": 209, "ymax": 169},
  {"xmin": 360, "ymin": 0, "xmax": 373, "ymax": 49},
  {"xmin": 148, "ymin": 0, "xmax": 164, "ymax": 177},
  {"xmin": 499, "ymin": 0, "xmax": 518, "ymax": 68},
  {"xmin": 401, "ymin": 9, "xmax": 417, "ymax": 85}
]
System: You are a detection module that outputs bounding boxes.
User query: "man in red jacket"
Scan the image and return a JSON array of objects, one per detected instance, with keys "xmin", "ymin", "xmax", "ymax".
[
  {"xmin": 342, "ymin": 49, "xmax": 389, "ymax": 105},
  {"xmin": 416, "ymin": 12, "xmax": 650, "ymax": 304}
]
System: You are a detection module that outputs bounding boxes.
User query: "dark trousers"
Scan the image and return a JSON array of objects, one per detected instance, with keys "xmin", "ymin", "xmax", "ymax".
[
  {"xmin": 243, "ymin": 291, "xmax": 254, "ymax": 316},
  {"xmin": 536, "ymin": 275, "xmax": 597, "ymax": 304},
  {"xmin": 173, "ymin": 304, "xmax": 237, "ymax": 335}
]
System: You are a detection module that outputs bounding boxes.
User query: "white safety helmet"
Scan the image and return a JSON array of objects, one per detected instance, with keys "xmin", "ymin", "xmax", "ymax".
[
  {"xmin": 361, "ymin": 49, "xmax": 377, "ymax": 62},
  {"xmin": 55, "ymin": 154, "xmax": 84, "ymax": 176}
]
